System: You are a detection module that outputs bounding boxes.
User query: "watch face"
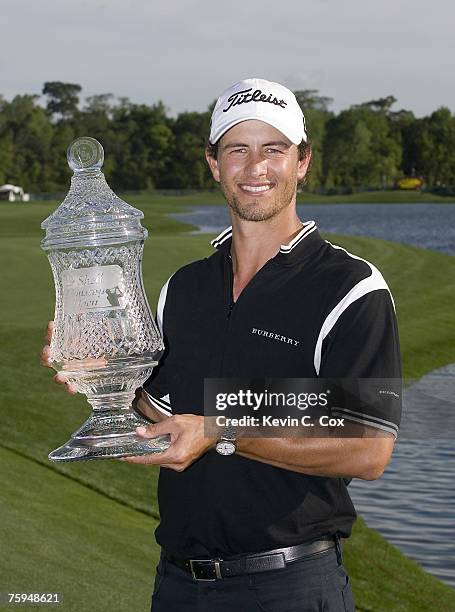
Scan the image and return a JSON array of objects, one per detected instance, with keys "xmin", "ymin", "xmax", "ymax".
[{"xmin": 216, "ymin": 441, "xmax": 236, "ymax": 455}]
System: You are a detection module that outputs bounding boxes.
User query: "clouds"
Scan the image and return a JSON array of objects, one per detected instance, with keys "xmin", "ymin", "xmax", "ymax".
[{"xmin": 1, "ymin": 0, "xmax": 454, "ymax": 116}]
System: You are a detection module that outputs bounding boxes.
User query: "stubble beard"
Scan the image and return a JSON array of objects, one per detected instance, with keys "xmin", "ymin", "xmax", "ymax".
[{"xmin": 220, "ymin": 174, "xmax": 298, "ymax": 222}]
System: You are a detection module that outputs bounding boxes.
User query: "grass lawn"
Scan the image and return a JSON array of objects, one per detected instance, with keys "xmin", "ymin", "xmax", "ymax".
[
  {"xmin": 1, "ymin": 197, "xmax": 454, "ymax": 610},
  {"xmin": 114, "ymin": 188, "xmax": 455, "ymax": 205},
  {"xmin": 297, "ymin": 190, "xmax": 455, "ymax": 204},
  {"xmin": 0, "ymin": 446, "xmax": 159, "ymax": 612}
]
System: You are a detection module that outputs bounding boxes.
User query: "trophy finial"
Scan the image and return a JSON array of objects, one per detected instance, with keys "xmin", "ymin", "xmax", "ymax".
[{"xmin": 67, "ymin": 137, "xmax": 104, "ymax": 172}]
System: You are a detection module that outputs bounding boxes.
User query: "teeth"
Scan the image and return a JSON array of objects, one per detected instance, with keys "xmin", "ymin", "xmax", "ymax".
[{"xmin": 240, "ymin": 184, "xmax": 273, "ymax": 193}]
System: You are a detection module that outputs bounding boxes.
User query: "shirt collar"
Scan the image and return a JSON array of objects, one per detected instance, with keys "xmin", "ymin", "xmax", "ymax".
[{"xmin": 211, "ymin": 220, "xmax": 324, "ymax": 262}]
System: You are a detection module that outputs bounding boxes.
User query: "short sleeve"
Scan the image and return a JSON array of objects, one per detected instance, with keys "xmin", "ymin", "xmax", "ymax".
[
  {"xmin": 143, "ymin": 278, "xmax": 173, "ymax": 416},
  {"xmin": 318, "ymin": 289, "xmax": 402, "ymax": 437}
]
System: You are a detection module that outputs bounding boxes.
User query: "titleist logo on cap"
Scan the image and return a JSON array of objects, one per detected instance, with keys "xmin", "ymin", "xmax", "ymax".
[
  {"xmin": 209, "ymin": 78, "xmax": 307, "ymax": 145},
  {"xmin": 223, "ymin": 88, "xmax": 287, "ymax": 113}
]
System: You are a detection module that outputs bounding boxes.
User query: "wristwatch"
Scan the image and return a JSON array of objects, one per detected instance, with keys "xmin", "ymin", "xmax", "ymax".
[{"xmin": 216, "ymin": 426, "xmax": 237, "ymax": 455}]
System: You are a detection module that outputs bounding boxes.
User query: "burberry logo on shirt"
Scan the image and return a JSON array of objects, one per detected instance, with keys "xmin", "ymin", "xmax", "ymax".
[{"xmin": 251, "ymin": 327, "xmax": 300, "ymax": 347}]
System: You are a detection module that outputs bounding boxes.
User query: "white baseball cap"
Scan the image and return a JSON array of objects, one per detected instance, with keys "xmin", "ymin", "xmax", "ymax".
[{"xmin": 209, "ymin": 77, "xmax": 307, "ymax": 145}]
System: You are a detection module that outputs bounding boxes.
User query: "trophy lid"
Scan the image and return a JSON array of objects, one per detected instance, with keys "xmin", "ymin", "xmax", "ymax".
[{"xmin": 41, "ymin": 137, "xmax": 147, "ymax": 250}]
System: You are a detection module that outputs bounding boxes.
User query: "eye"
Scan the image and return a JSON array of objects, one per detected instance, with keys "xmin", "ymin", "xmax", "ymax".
[
  {"xmin": 230, "ymin": 148, "xmax": 247, "ymax": 154},
  {"xmin": 265, "ymin": 148, "xmax": 284, "ymax": 154}
]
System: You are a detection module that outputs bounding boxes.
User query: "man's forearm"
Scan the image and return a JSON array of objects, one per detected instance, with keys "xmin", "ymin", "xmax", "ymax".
[
  {"xmin": 128, "ymin": 410, "xmax": 395, "ymax": 477},
  {"xmin": 235, "ymin": 435, "xmax": 395, "ymax": 480}
]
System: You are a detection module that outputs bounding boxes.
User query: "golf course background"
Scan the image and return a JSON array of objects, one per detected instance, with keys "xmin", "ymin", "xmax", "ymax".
[{"xmin": 1, "ymin": 194, "xmax": 455, "ymax": 611}]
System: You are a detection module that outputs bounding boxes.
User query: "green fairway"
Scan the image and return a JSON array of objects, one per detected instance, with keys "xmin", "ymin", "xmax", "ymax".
[
  {"xmin": 132, "ymin": 188, "xmax": 454, "ymax": 205},
  {"xmin": 297, "ymin": 190, "xmax": 455, "ymax": 204},
  {"xmin": 120, "ymin": 188, "xmax": 455, "ymax": 205},
  {"xmin": 0, "ymin": 446, "xmax": 159, "ymax": 612},
  {"xmin": 1, "ymin": 198, "xmax": 455, "ymax": 610}
]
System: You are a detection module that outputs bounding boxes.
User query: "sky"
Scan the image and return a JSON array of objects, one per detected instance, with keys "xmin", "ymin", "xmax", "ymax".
[{"xmin": 2, "ymin": 0, "xmax": 454, "ymax": 118}]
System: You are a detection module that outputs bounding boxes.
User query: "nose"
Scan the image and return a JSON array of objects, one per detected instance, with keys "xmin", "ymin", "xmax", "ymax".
[{"xmin": 246, "ymin": 151, "xmax": 268, "ymax": 178}]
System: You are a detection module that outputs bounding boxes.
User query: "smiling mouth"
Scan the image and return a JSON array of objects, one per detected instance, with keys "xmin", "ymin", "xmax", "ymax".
[{"xmin": 238, "ymin": 183, "xmax": 275, "ymax": 194}]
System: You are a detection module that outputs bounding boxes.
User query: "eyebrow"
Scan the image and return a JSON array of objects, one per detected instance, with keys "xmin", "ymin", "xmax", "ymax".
[{"xmin": 222, "ymin": 141, "xmax": 291, "ymax": 150}]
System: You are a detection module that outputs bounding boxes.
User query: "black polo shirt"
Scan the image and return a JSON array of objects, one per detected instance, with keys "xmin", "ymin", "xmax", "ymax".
[{"xmin": 144, "ymin": 220, "xmax": 402, "ymax": 558}]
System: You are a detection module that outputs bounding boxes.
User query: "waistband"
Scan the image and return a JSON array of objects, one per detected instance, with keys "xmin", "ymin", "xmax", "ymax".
[{"xmin": 163, "ymin": 536, "xmax": 341, "ymax": 581}]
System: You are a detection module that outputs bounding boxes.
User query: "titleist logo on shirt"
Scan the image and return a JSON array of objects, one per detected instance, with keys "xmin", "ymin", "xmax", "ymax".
[
  {"xmin": 223, "ymin": 88, "xmax": 287, "ymax": 113},
  {"xmin": 251, "ymin": 327, "xmax": 300, "ymax": 347}
]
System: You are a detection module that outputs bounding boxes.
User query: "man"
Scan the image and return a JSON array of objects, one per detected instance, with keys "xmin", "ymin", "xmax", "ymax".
[{"xmin": 43, "ymin": 78, "xmax": 401, "ymax": 611}]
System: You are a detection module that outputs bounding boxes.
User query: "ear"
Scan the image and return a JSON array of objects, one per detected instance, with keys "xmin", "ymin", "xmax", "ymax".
[
  {"xmin": 205, "ymin": 149, "xmax": 221, "ymax": 183},
  {"xmin": 296, "ymin": 148, "xmax": 312, "ymax": 183}
]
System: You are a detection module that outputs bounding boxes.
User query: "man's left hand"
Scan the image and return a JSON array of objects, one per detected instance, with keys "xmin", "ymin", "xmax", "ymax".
[{"xmin": 121, "ymin": 415, "xmax": 216, "ymax": 471}]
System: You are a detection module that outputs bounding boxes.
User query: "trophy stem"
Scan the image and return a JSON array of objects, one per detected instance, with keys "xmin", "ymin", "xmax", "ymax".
[{"xmin": 48, "ymin": 390, "xmax": 171, "ymax": 462}]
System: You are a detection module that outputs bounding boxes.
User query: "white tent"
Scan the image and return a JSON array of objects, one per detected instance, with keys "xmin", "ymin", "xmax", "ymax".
[{"xmin": 0, "ymin": 184, "xmax": 30, "ymax": 202}]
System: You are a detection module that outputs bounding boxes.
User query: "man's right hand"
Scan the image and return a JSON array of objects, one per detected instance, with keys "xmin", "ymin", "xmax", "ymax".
[
  {"xmin": 40, "ymin": 323, "xmax": 161, "ymax": 422},
  {"xmin": 40, "ymin": 321, "xmax": 108, "ymax": 393},
  {"xmin": 40, "ymin": 321, "xmax": 78, "ymax": 395}
]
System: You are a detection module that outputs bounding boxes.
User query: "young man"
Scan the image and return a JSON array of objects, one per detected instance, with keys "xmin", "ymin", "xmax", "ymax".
[{"xmin": 44, "ymin": 78, "xmax": 401, "ymax": 611}]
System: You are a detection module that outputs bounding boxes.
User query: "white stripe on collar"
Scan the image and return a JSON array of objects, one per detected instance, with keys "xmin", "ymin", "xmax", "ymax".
[
  {"xmin": 279, "ymin": 220, "xmax": 317, "ymax": 253},
  {"xmin": 211, "ymin": 226, "xmax": 233, "ymax": 248},
  {"xmin": 211, "ymin": 221, "xmax": 317, "ymax": 253}
]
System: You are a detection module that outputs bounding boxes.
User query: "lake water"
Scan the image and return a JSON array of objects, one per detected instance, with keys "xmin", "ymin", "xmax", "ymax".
[
  {"xmin": 173, "ymin": 202, "xmax": 455, "ymax": 256},
  {"xmin": 350, "ymin": 364, "xmax": 455, "ymax": 589},
  {"xmin": 173, "ymin": 203, "xmax": 455, "ymax": 589}
]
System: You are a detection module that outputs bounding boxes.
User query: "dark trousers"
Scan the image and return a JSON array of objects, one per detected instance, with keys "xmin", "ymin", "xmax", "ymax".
[{"xmin": 151, "ymin": 545, "xmax": 355, "ymax": 612}]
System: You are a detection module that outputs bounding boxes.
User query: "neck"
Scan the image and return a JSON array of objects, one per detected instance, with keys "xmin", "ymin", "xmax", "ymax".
[{"xmin": 228, "ymin": 206, "xmax": 303, "ymax": 300}]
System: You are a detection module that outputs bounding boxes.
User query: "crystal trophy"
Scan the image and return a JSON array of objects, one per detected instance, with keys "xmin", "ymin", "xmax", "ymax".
[{"xmin": 42, "ymin": 137, "xmax": 171, "ymax": 461}]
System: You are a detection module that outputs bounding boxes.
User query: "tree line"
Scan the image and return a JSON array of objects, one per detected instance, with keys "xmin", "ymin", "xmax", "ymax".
[{"xmin": 1, "ymin": 81, "xmax": 454, "ymax": 194}]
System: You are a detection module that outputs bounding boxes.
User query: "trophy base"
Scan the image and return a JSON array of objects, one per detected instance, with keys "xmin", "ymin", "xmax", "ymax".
[
  {"xmin": 48, "ymin": 402, "xmax": 171, "ymax": 462},
  {"xmin": 48, "ymin": 433, "xmax": 171, "ymax": 462}
]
